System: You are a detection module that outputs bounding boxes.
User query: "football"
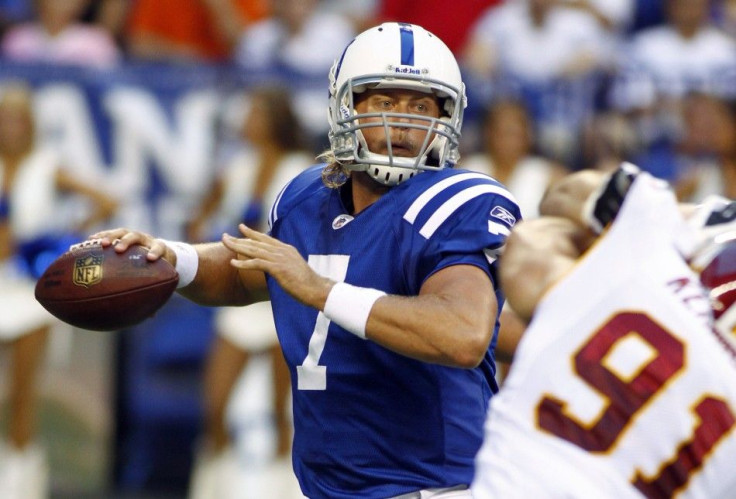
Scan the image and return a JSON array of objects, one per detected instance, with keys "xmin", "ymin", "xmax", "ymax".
[{"xmin": 34, "ymin": 239, "xmax": 179, "ymax": 331}]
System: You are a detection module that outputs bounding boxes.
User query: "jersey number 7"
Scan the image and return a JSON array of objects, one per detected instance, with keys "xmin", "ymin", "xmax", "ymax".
[{"xmin": 296, "ymin": 254, "xmax": 350, "ymax": 391}]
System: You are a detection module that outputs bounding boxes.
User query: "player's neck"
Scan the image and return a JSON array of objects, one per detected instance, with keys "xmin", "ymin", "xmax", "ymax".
[{"xmin": 349, "ymin": 172, "xmax": 391, "ymax": 214}]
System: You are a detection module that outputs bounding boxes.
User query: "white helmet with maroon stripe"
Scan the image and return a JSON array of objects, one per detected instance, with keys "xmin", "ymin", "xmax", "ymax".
[
  {"xmin": 327, "ymin": 22, "xmax": 466, "ymax": 186},
  {"xmin": 692, "ymin": 231, "xmax": 736, "ymax": 349}
]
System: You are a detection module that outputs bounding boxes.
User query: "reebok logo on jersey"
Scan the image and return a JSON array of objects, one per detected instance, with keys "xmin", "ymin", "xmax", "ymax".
[
  {"xmin": 490, "ymin": 206, "xmax": 516, "ymax": 226},
  {"xmin": 332, "ymin": 214, "xmax": 354, "ymax": 230}
]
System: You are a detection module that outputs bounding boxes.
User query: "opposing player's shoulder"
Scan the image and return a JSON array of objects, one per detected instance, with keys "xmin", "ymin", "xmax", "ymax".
[
  {"xmin": 399, "ymin": 168, "xmax": 521, "ymax": 240},
  {"xmin": 268, "ymin": 164, "xmax": 328, "ymax": 228}
]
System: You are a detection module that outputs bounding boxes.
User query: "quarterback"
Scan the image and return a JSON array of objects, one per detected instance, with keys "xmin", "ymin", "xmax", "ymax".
[{"xmin": 91, "ymin": 23, "xmax": 520, "ymax": 498}]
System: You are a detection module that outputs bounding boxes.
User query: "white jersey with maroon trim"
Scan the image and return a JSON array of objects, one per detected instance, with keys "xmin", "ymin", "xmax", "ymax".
[{"xmin": 473, "ymin": 174, "xmax": 736, "ymax": 498}]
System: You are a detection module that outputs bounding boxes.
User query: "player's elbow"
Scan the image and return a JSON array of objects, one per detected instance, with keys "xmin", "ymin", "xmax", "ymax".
[
  {"xmin": 449, "ymin": 331, "xmax": 492, "ymax": 368},
  {"xmin": 449, "ymin": 303, "xmax": 496, "ymax": 368},
  {"xmin": 454, "ymin": 352, "xmax": 485, "ymax": 369},
  {"xmin": 453, "ymin": 347, "xmax": 487, "ymax": 369}
]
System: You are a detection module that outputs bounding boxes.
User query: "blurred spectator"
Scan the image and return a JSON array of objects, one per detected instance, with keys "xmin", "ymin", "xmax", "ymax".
[
  {"xmin": 0, "ymin": 0, "xmax": 33, "ymax": 38},
  {"xmin": 319, "ymin": 0, "xmax": 378, "ymax": 33},
  {"xmin": 673, "ymin": 92, "xmax": 736, "ymax": 202},
  {"xmin": 374, "ymin": 0, "xmax": 501, "ymax": 55},
  {"xmin": 564, "ymin": 0, "xmax": 634, "ymax": 33},
  {"xmin": 563, "ymin": 0, "xmax": 635, "ymax": 67},
  {"xmin": 1, "ymin": 0, "xmax": 120, "ymax": 67},
  {"xmin": 580, "ymin": 110, "xmax": 640, "ymax": 171},
  {"xmin": 714, "ymin": 0, "xmax": 736, "ymax": 35},
  {"xmin": 463, "ymin": 99, "xmax": 568, "ymax": 220},
  {"xmin": 629, "ymin": 0, "xmax": 666, "ymax": 32},
  {"xmin": 614, "ymin": 0, "xmax": 736, "ymax": 107},
  {"xmin": 0, "ymin": 82, "xmax": 117, "ymax": 499},
  {"xmin": 464, "ymin": 0, "xmax": 612, "ymax": 88},
  {"xmin": 125, "ymin": 0, "xmax": 269, "ymax": 63},
  {"xmin": 79, "ymin": 0, "xmax": 129, "ymax": 46},
  {"xmin": 234, "ymin": 0, "xmax": 353, "ymax": 74},
  {"xmin": 186, "ymin": 87, "xmax": 311, "ymax": 241},
  {"xmin": 609, "ymin": 0, "xmax": 736, "ymax": 176},
  {"xmin": 0, "ymin": 0, "xmax": 32, "ymax": 22},
  {"xmin": 187, "ymin": 86, "xmax": 310, "ymax": 499},
  {"xmin": 463, "ymin": 0, "xmax": 613, "ymax": 165},
  {"xmin": 234, "ymin": 0, "xmax": 355, "ymax": 146}
]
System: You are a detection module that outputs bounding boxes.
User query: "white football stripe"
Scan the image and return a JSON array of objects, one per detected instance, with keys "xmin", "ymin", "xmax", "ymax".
[
  {"xmin": 403, "ymin": 172, "xmax": 492, "ymax": 223},
  {"xmin": 418, "ymin": 184, "xmax": 517, "ymax": 239}
]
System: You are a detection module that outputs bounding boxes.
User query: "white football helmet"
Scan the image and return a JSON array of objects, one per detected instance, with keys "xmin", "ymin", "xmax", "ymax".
[
  {"xmin": 691, "ymin": 231, "xmax": 736, "ymax": 355},
  {"xmin": 327, "ymin": 22, "xmax": 466, "ymax": 186}
]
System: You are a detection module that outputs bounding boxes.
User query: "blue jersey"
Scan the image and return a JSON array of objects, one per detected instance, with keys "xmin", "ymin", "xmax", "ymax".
[{"xmin": 267, "ymin": 165, "xmax": 520, "ymax": 498}]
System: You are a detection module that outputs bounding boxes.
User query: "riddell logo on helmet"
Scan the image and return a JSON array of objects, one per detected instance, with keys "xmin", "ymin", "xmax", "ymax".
[{"xmin": 390, "ymin": 66, "xmax": 421, "ymax": 75}]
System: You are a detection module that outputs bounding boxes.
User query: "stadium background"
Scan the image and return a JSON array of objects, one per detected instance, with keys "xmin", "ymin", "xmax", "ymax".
[{"xmin": 2, "ymin": 0, "xmax": 733, "ymax": 496}]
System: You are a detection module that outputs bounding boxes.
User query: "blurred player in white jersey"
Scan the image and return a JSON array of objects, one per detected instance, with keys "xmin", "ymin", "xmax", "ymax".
[{"xmin": 472, "ymin": 164, "xmax": 736, "ymax": 498}]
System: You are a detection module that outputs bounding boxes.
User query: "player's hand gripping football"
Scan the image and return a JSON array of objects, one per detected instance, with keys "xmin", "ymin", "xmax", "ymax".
[
  {"xmin": 88, "ymin": 228, "xmax": 176, "ymax": 265},
  {"xmin": 222, "ymin": 224, "xmax": 333, "ymax": 310}
]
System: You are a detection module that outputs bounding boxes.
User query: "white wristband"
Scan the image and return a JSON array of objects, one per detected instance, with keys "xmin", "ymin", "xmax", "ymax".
[
  {"xmin": 159, "ymin": 240, "xmax": 198, "ymax": 289},
  {"xmin": 323, "ymin": 282, "xmax": 386, "ymax": 339}
]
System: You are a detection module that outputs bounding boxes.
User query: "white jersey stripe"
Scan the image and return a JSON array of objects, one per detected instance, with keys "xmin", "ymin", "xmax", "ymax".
[
  {"xmin": 403, "ymin": 172, "xmax": 493, "ymax": 224},
  {"xmin": 419, "ymin": 184, "xmax": 517, "ymax": 239},
  {"xmin": 488, "ymin": 221, "xmax": 511, "ymax": 236},
  {"xmin": 269, "ymin": 179, "xmax": 293, "ymax": 229}
]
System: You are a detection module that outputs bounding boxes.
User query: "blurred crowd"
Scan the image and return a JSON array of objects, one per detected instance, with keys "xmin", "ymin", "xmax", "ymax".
[
  {"xmin": 0, "ymin": 0, "xmax": 735, "ymax": 205},
  {"xmin": 2, "ymin": 0, "xmax": 736, "ymax": 497}
]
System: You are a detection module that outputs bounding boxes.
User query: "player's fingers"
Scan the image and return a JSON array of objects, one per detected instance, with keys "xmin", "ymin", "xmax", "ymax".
[
  {"xmin": 111, "ymin": 232, "xmax": 142, "ymax": 252},
  {"xmin": 87, "ymin": 228, "xmax": 129, "ymax": 246},
  {"xmin": 108, "ymin": 231, "xmax": 157, "ymax": 256},
  {"xmin": 148, "ymin": 239, "xmax": 172, "ymax": 260},
  {"xmin": 229, "ymin": 257, "xmax": 267, "ymax": 272},
  {"xmin": 223, "ymin": 234, "xmax": 272, "ymax": 260},
  {"xmin": 238, "ymin": 224, "xmax": 278, "ymax": 244},
  {"xmin": 222, "ymin": 232, "xmax": 245, "ymax": 252},
  {"xmin": 223, "ymin": 232, "xmax": 258, "ymax": 251}
]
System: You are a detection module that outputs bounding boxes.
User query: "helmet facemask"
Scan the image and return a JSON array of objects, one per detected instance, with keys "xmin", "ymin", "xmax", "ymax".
[
  {"xmin": 327, "ymin": 23, "xmax": 467, "ymax": 186},
  {"xmin": 329, "ymin": 74, "xmax": 463, "ymax": 186}
]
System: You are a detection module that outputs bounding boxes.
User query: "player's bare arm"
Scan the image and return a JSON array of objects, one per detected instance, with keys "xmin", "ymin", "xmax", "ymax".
[
  {"xmin": 225, "ymin": 224, "xmax": 495, "ymax": 368},
  {"xmin": 89, "ymin": 227, "xmax": 266, "ymax": 306},
  {"xmin": 540, "ymin": 163, "xmax": 642, "ymax": 233},
  {"xmin": 538, "ymin": 169, "xmax": 607, "ymax": 224},
  {"xmin": 368, "ymin": 264, "xmax": 495, "ymax": 368},
  {"xmin": 500, "ymin": 217, "xmax": 592, "ymax": 322},
  {"xmin": 494, "ymin": 305, "xmax": 528, "ymax": 363}
]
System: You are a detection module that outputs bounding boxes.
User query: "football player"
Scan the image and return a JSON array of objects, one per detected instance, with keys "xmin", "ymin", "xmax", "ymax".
[
  {"xmin": 91, "ymin": 23, "xmax": 520, "ymax": 498},
  {"xmin": 472, "ymin": 165, "xmax": 736, "ymax": 497}
]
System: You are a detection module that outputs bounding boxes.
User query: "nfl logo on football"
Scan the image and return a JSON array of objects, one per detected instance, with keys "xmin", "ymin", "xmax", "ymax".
[{"xmin": 73, "ymin": 255, "xmax": 103, "ymax": 287}]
